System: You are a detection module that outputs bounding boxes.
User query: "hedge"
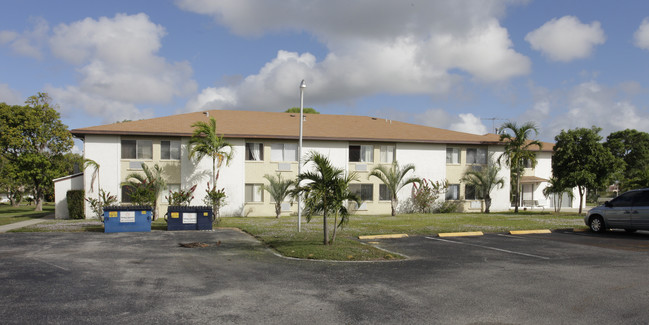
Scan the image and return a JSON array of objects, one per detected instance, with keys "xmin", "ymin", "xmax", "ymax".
[{"xmin": 67, "ymin": 190, "xmax": 85, "ymax": 219}]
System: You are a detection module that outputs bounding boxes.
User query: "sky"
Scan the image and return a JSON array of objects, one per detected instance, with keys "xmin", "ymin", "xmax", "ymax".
[{"xmin": 2, "ymin": 0, "xmax": 649, "ymax": 154}]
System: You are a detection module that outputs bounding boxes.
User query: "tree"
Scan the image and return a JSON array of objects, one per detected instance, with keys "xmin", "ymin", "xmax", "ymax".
[
  {"xmin": 262, "ymin": 173, "xmax": 296, "ymax": 218},
  {"xmin": 0, "ymin": 94, "xmax": 73, "ymax": 211},
  {"xmin": 498, "ymin": 121, "xmax": 542, "ymax": 213},
  {"xmin": 285, "ymin": 107, "xmax": 320, "ymax": 114},
  {"xmin": 553, "ymin": 127, "xmax": 618, "ymax": 215},
  {"xmin": 123, "ymin": 164, "xmax": 167, "ymax": 220},
  {"xmin": 83, "ymin": 158, "xmax": 101, "ymax": 193},
  {"xmin": 460, "ymin": 156, "xmax": 505, "ymax": 213},
  {"xmin": 542, "ymin": 177, "xmax": 574, "ymax": 213},
  {"xmin": 0, "ymin": 154, "xmax": 24, "ymax": 207},
  {"xmin": 292, "ymin": 152, "xmax": 359, "ymax": 245},
  {"xmin": 604, "ymin": 129, "xmax": 649, "ymax": 191},
  {"xmin": 369, "ymin": 161, "xmax": 420, "ymax": 216}
]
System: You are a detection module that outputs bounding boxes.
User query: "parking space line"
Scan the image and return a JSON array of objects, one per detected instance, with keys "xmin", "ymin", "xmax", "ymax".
[{"xmin": 424, "ymin": 236, "xmax": 550, "ymax": 260}]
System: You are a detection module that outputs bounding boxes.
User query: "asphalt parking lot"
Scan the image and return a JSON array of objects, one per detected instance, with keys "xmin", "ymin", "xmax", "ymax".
[{"xmin": 2, "ymin": 229, "xmax": 649, "ymax": 324}]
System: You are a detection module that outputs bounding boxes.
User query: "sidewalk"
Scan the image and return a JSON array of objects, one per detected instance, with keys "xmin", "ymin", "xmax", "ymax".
[{"xmin": 0, "ymin": 214, "xmax": 54, "ymax": 233}]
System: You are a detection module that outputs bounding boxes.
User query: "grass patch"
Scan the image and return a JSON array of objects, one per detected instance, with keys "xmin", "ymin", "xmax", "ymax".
[{"xmin": 0, "ymin": 203, "xmax": 54, "ymax": 226}]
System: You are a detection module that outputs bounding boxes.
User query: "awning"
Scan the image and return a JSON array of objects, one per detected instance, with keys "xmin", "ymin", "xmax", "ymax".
[{"xmin": 520, "ymin": 176, "xmax": 549, "ymax": 183}]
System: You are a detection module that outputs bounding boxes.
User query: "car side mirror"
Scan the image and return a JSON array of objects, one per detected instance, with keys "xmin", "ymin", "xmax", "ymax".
[{"xmin": 604, "ymin": 201, "xmax": 612, "ymax": 208}]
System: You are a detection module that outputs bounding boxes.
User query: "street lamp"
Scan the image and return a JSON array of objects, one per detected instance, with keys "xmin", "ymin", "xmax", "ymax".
[{"xmin": 298, "ymin": 79, "xmax": 306, "ymax": 232}]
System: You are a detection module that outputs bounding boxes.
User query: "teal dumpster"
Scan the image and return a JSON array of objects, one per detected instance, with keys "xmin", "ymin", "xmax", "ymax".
[
  {"xmin": 103, "ymin": 206, "xmax": 152, "ymax": 233},
  {"xmin": 166, "ymin": 206, "xmax": 213, "ymax": 231}
]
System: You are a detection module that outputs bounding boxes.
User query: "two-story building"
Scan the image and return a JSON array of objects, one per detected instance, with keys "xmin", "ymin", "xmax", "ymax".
[{"xmin": 66, "ymin": 110, "xmax": 576, "ymax": 218}]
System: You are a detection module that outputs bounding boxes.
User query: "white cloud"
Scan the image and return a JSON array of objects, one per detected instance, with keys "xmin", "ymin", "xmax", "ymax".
[
  {"xmin": 178, "ymin": 0, "xmax": 530, "ymax": 112},
  {"xmin": 416, "ymin": 109, "xmax": 488, "ymax": 135},
  {"xmin": 46, "ymin": 13, "xmax": 197, "ymax": 121},
  {"xmin": 525, "ymin": 16, "xmax": 606, "ymax": 62},
  {"xmin": 0, "ymin": 17, "xmax": 49, "ymax": 59},
  {"xmin": 450, "ymin": 113, "xmax": 489, "ymax": 135},
  {"xmin": 0, "ymin": 83, "xmax": 23, "ymax": 105},
  {"xmin": 634, "ymin": 18, "xmax": 649, "ymax": 50}
]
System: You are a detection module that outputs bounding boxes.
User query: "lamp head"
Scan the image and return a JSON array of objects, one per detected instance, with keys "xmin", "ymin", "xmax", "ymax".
[{"xmin": 300, "ymin": 80, "xmax": 307, "ymax": 89}]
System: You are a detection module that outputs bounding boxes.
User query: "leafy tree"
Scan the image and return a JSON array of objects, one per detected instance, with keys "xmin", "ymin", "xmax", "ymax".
[
  {"xmin": 542, "ymin": 177, "xmax": 574, "ymax": 213},
  {"xmin": 498, "ymin": 121, "xmax": 542, "ymax": 213},
  {"xmin": 0, "ymin": 155, "xmax": 24, "ymax": 207},
  {"xmin": 553, "ymin": 127, "xmax": 618, "ymax": 215},
  {"xmin": 369, "ymin": 161, "xmax": 420, "ymax": 216},
  {"xmin": 262, "ymin": 173, "xmax": 296, "ymax": 218},
  {"xmin": 123, "ymin": 164, "xmax": 167, "ymax": 220},
  {"xmin": 285, "ymin": 107, "xmax": 320, "ymax": 114},
  {"xmin": 0, "ymin": 94, "xmax": 73, "ymax": 211},
  {"xmin": 292, "ymin": 152, "xmax": 359, "ymax": 245},
  {"xmin": 408, "ymin": 179, "xmax": 448, "ymax": 213},
  {"xmin": 604, "ymin": 129, "xmax": 649, "ymax": 191},
  {"xmin": 460, "ymin": 156, "xmax": 505, "ymax": 213}
]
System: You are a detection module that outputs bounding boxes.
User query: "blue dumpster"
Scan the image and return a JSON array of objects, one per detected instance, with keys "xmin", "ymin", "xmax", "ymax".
[
  {"xmin": 166, "ymin": 206, "xmax": 213, "ymax": 231},
  {"xmin": 103, "ymin": 206, "xmax": 152, "ymax": 233}
]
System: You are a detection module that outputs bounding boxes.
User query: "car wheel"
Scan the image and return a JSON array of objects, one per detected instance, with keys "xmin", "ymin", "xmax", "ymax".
[
  {"xmin": 589, "ymin": 216, "xmax": 606, "ymax": 233},
  {"xmin": 625, "ymin": 229, "xmax": 637, "ymax": 233}
]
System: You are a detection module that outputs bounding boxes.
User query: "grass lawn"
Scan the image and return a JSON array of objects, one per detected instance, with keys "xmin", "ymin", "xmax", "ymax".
[
  {"xmin": 221, "ymin": 211, "xmax": 587, "ymax": 261},
  {"xmin": 0, "ymin": 203, "xmax": 54, "ymax": 226}
]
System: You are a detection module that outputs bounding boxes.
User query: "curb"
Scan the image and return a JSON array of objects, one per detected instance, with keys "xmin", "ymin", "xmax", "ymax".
[
  {"xmin": 509, "ymin": 229, "xmax": 551, "ymax": 235},
  {"xmin": 438, "ymin": 231, "xmax": 484, "ymax": 238},
  {"xmin": 358, "ymin": 234, "xmax": 408, "ymax": 240}
]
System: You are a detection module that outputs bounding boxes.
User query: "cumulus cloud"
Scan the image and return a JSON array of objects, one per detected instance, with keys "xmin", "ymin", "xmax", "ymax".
[
  {"xmin": 0, "ymin": 17, "xmax": 49, "ymax": 59},
  {"xmin": 46, "ymin": 13, "xmax": 197, "ymax": 122},
  {"xmin": 0, "ymin": 83, "xmax": 23, "ymax": 105},
  {"xmin": 416, "ymin": 109, "xmax": 488, "ymax": 135},
  {"xmin": 634, "ymin": 18, "xmax": 649, "ymax": 50},
  {"xmin": 177, "ymin": 0, "xmax": 531, "ymax": 112},
  {"xmin": 525, "ymin": 16, "xmax": 606, "ymax": 62}
]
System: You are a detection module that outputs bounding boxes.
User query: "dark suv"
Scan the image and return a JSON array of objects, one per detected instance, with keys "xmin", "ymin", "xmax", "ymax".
[{"xmin": 585, "ymin": 188, "xmax": 649, "ymax": 233}]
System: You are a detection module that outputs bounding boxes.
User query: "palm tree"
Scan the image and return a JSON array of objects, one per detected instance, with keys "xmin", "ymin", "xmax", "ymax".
[
  {"xmin": 369, "ymin": 161, "xmax": 421, "ymax": 216},
  {"xmin": 189, "ymin": 117, "xmax": 234, "ymax": 187},
  {"xmin": 292, "ymin": 152, "xmax": 359, "ymax": 245},
  {"xmin": 262, "ymin": 173, "xmax": 296, "ymax": 218},
  {"xmin": 83, "ymin": 158, "xmax": 100, "ymax": 193},
  {"xmin": 542, "ymin": 177, "xmax": 574, "ymax": 213},
  {"xmin": 498, "ymin": 121, "xmax": 543, "ymax": 213},
  {"xmin": 124, "ymin": 164, "xmax": 167, "ymax": 220},
  {"xmin": 461, "ymin": 157, "xmax": 505, "ymax": 213}
]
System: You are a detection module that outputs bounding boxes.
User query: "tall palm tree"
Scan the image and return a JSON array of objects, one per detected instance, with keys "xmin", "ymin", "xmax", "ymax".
[
  {"xmin": 83, "ymin": 158, "xmax": 100, "ymax": 193},
  {"xmin": 542, "ymin": 177, "xmax": 574, "ymax": 213},
  {"xmin": 498, "ymin": 121, "xmax": 543, "ymax": 213},
  {"xmin": 124, "ymin": 163, "xmax": 167, "ymax": 220},
  {"xmin": 369, "ymin": 161, "xmax": 421, "ymax": 216},
  {"xmin": 461, "ymin": 157, "xmax": 505, "ymax": 213},
  {"xmin": 262, "ymin": 173, "xmax": 296, "ymax": 218},
  {"xmin": 189, "ymin": 117, "xmax": 234, "ymax": 187},
  {"xmin": 292, "ymin": 152, "xmax": 359, "ymax": 245}
]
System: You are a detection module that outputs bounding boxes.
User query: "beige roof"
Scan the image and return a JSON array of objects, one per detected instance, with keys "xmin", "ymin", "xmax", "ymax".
[
  {"xmin": 520, "ymin": 176, "xmax": 550, "ymax": 183},
  {"xmin": 71, "ymin": 109, "xmax": 552, "ymax": 149}
]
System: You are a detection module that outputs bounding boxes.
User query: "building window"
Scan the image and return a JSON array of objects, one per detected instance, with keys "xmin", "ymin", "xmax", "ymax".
[
  {"xmin": 245, "ymin": 143, "xmax": 264, "ymax": 161},
  {"xmin": 523, "ymin": 158, "xmax": 533, "ymax": 168},
  {"xmin": 161, "ymin": 141, "xmax": 180, "ymax": 160},
  {"xmin": 350, "ymin": 184, "xmax": 373, "ymax": 201},
  {"xmin": 270, "ymin": 143, "xmax": 297, "ymax": 162},
  {"xmin": 466, "ymin": 148, "xmax": 487, "ymax": 165},
  {"xmin": 121, "ymin": 185, "xmax": 134, "ymax": 203},
  {"xmin": 465, "ymin": 185, "xmax": 483, "ymax": 200},
  {"xmin": 446, "ymin": 148, "xmax": 459, "ymax": 164},
  {"xmin": 121, "ymin": 140, "xmax": 152, "ymax": 160},
  {"xmin": 245, "ymin": 184, "xmax": 263, "ymax": 202},
  {"xmin": 445, "ymin": 184, "xmax": 459, "ymax": 200},
  {"xmin": 380, "ymin": 145, "xmax": 395, "ymax": 164},
  {"xmin": 379, "ymin": 184, "xmax": 392, "ymax": 201},
  {"xmin": 349, "ymin": 145, "xmax": 374, "ymax": 162}
]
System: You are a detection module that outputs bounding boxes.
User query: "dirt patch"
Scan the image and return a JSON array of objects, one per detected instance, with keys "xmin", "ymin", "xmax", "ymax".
[{"xmin": 179, "ymin": 241, "xmax": 221, "ymax": 248}]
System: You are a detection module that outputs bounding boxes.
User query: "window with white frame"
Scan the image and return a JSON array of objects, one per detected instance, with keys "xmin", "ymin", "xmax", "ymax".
[
  {"xmin": 270, "ymin": 143, "xmax": 297, "ymax": 162},
  {"xmin": 466, "ymin": 148, "xmax": 487, "ymax": 164},
  {"xmin": 121, "ymin": 140, "xmax": 152, "ymax": 159},
  {"xmin": 380, "ymin": 145, "xmax": 395, "ymax": 164},
  {"xmin": 245, "ymin": 143, "xmax": 264, "ymax": 161},
  {"xmin": 523, "ymin": 158, "xmax": 533, "ymax": 168},
  {"xmin": 445, "ymin": 184, "xmax": 459, "ymax": 200},
  {"xmin": 465, "ymin": 185, "xmax": 483, "ymax": 200},
  {"xmin": 379, "ymin": 184, "xmax": 392, "ymax": 201},
  {"xmin": 350, "ymin": 183, "xmax": 373, "ymax": 201},
  {"xmin": 245, "ymin": 184, "xmax": 263, "ymax": 202},
  {"xmin": 161, "ymin": 141, "xmax": 180, "ymax": 160},
  {"xmin": 349, "ymin": 145, "xmax": 374, "ymax": 162},
  {"xmin": 446, "ymin": 148, "xmax": 459, "ymax": 164}
]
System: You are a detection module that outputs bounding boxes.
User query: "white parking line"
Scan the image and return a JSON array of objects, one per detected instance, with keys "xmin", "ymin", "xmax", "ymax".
[{"xmin": 424, "ymin": 236, "xmax": 550, "ymax": 260}]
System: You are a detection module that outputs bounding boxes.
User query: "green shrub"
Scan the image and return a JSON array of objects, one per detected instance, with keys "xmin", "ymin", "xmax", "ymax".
[{"xmin": 67, "ymin": 190, "xmax": 85, "ymax": 219}]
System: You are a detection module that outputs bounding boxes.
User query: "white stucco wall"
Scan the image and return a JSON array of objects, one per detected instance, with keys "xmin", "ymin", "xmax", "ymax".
[
  {"xmin": 395, "ymin": 143, "xmax": 446, "ymax": 211},
  {"xmin": 83, "ymin": 135, "xmax": 120, "ymax": 218},
  {"xmin": 53, "ymin": 173, "xmax": 84, "ymax": 219},
  {"xmin": 488, "ymin": 146, "xmax": 511, "ymax": 212}
]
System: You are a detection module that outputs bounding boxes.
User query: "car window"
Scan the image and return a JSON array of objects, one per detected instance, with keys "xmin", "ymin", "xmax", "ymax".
[
  {"xmin": 633, "ymin": 190, "xmax": 649, "ymax": 207},
  {"xmin": 609, "ymin": 191, "xmax": 643, "ymax": 207}
]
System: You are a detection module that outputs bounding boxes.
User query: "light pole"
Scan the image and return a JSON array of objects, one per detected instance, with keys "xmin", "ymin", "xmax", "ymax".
[{"xmin": 297, "ymin": 79, "xmax": 306, "ymax": 232}]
